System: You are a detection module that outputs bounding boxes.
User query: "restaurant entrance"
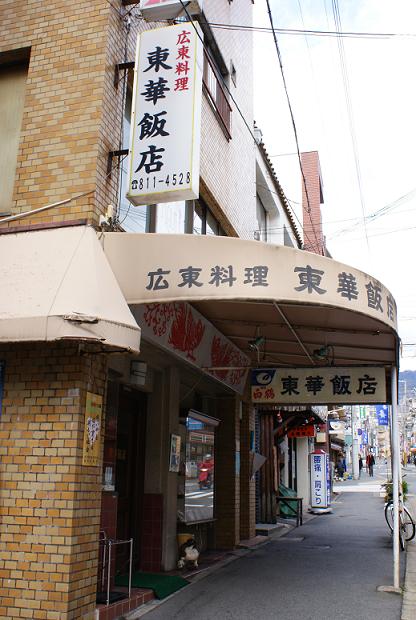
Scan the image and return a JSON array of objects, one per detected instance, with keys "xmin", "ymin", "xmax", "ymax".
[{"xmin": 115, "ymin": 386, "xmax": 147, "ymax": 573}]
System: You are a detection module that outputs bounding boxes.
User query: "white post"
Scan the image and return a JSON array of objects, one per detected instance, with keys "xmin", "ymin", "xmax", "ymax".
[{"xmin": 391, "ymin": 366, "xmax": 400, "ymax": 590}]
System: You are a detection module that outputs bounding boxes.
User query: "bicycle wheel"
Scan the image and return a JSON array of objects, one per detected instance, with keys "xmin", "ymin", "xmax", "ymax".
[
  {"xmin": 384, "ymin": 501, "xmax": 393, "ymax": 532},
  {"xmin": 402, "ymin": 505, "xmax": 416, "ymax": 542}
]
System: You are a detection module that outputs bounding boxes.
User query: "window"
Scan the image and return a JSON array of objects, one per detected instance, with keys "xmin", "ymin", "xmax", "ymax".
[
  {"xmin": 0, "ymin": 59, "xmax": 28, "ymax": 214},
  {"xmin": 203, "ymin": 50, "xmax": 232, "ymax": 139},
  {"xmin": 183, "ymin": 411, "xmax": 219, "ymax": 523},
  {"xmin": 190, "ymin": 199, "xmax": 225, "ymax": 236},
  {"xmin": 256, "ymin": 195, "xmax": 268, "ymax": 242}
]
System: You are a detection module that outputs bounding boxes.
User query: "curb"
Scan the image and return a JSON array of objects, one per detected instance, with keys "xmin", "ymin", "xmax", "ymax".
[{"xmin": 401, "ymin": 495, "xmax": 416, "ymax": 620}]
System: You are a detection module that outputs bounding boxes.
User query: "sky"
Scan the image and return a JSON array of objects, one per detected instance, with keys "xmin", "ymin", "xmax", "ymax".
[{"xmin": 252, "ymin": 0, "xmax": 416, "ymax": 370}]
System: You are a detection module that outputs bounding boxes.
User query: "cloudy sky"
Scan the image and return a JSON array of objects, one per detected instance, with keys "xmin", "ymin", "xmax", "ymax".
[{"xmin": 253, "ymin": 0, "xmax": 416, "ymax": 370}]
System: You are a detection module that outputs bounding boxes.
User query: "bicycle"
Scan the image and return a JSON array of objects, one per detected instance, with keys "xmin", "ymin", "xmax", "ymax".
[{"xmin": 384, "ymin": 499, "xmax": 415, "ymax": 550}]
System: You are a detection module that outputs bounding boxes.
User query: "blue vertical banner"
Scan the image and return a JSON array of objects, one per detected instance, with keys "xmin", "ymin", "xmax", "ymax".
[{"xmin": 376, "ymin": 404, "xmax": 389, "ymax": 426}]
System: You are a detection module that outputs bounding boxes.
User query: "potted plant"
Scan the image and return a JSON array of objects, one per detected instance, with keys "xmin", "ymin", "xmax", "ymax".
[{"xmin": 382, "ymin": 478, "xmax": 408, "ymax": 502}]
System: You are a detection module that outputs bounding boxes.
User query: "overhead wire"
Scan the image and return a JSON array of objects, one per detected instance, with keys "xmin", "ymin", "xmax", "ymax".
[
  {"xmin": 205, "ymin": 21, "xmax": 416, "ymax": 40},
  {"xmin": 175, "ymin": 0, "xmax": 321, "ymax": 251},
  {"xmin": 264, "ymin": 0, "xmax": 322, "ymax": 254},
  {"xmin": 104, "ymin": 0, "xmax": 122, "ymax": 16},
  {"xmin": 254, "ymin": 181, "xmax": 416, "ymax": 237},
  {"xmin": 331, "ymin": 0, "xmax": 369, "ymax": 250}
]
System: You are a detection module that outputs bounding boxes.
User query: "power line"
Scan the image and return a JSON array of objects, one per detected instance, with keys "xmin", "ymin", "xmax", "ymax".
[
  {"xmin": 177, "ymin": 0, "xmax": 319, "ymax": 251},
  {"xmin": 332, "ymin": 0, "xmax": 369, "ymax": 251},
  {"xmin": 206, "ymin": 21, "xmax": 416, "ymax": 40},
  {"xmin": 265, "ymin": 0, "xmax": 324, "ymax": 255},
  {"xmin": 104, "ymin": 0, "xmax": 122, "ymax": 16},
  {"xmin": 327, "ymin": 186, "xmax": 416, "ymax": 239}
]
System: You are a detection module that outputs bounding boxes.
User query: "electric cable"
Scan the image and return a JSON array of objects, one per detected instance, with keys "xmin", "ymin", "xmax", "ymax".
[
  {"xmin": 116, "ymin": 15, "xmax": 132, "ymax": 223},
  {"xmin": 205, "ymin": 21, "xmax": 416, "ymax": 40},
  {"xmin": 177, "ymin": 1, "xmax": 259, "ymax": 149},
  {"xmin": 331, "ymin": 0, "xmax": 369, "ymax": 250},
  {"xmin": 104, "ymin": 0, "xmax": 122, "ymax": 15},
  {"xmin": 264, "ymin": 0, "xmax": 322, "ymax": 254}
]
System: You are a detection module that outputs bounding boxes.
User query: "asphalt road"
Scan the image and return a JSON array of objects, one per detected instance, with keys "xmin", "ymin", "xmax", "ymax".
[{"xmin": 145, "ymin": 468, "xmax": 404, "ymax": 620}]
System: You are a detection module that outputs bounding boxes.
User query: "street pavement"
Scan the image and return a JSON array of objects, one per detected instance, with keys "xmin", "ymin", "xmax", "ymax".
[{"xmin": 135, "ymin": 465, "xmax": 407, "ymax": 620}]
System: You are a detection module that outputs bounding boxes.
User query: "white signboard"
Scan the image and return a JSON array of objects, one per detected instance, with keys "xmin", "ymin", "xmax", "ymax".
[
  {"xmin": 127, "ymin": 23, "xmax": 203, "ymax": 205},
  {"xmin": 101, "ymin": 234, "xmax": 398, "ymax": 333},
  {"xmin": 310, "ymin": 452, "xmax": 331, "ymax": 510},
  {"xmin": 251, "ymin": 367, "xmax": 386, "ymax": 405},
  {"xmin": 140, "ymin": 0, "xmax": 203, "ymax": 21}
]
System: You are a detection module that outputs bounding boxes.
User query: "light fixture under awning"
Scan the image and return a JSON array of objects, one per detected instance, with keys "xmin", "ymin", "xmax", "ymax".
[{"xmin": 0, "ymin": 226, "xmax": 141, "ymax": 353}]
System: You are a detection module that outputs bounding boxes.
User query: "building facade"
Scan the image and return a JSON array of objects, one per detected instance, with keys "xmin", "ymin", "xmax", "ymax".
[
  {"xmin": 0, "ymin": 2, "xmax": 302, "ymax": 619},
  {"xmin": 0, "ymin": 3, "xmax": 400, "ymax": 620}
]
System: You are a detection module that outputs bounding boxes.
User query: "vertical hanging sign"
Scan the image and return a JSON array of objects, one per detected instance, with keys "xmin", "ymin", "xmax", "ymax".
[
  {"xmin": 127, "ymin": 23, "xmax": 203, "ymax": 205},
  {"xmin": 310, "ymin": 450, "xmax": 332, "ymax": 513}
]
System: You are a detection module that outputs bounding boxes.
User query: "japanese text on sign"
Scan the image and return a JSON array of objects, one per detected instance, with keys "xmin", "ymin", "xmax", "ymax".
[
  {"xmin": 128, "ymin": 23, "xmax": 203, "ymax": 205},
  {"xmin": 310, "ymin": 452, "xmax": 331, "ymax": 510},
  {"xmin": 251, "ymin": 367, "xmax": 386, "ymax": 405}
]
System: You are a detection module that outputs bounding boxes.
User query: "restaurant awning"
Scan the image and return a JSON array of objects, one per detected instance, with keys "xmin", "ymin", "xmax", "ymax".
[
  {"xmin": 0, "ymin": 226, "xmax": 140, "ymax": 352},
  {"xmin": 101, "ymin": 233, "xmax": 399, "ymax": 371}
]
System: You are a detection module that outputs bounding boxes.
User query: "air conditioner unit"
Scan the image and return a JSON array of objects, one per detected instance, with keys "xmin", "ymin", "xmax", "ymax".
[{"xmin": 140, "ymin": 0, "xmax": 203, "ymax": 21}]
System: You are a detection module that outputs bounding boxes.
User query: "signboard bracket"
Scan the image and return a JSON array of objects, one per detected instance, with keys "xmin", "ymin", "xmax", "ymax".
[
  {"xmin": 114, "ymin": 61, "xmax": 135, "ymax": 88},
  {"xmin": 107, "ymin": 148, "xmax": 129, "ymax": 176}
]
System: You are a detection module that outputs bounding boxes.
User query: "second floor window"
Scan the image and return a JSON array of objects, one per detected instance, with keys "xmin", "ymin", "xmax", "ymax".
[
  {"xmin": 0, "ymin": 59, "xmax": 28, "ymax": 214},
  {"xmin": 203, "ymin": 50, "xmax": 232, "ymax": 140}
]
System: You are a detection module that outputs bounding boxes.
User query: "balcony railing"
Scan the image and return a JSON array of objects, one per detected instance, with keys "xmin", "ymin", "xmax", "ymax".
[{"xmin": 202, "ymin": 51, "xmax": 232, "ymax": 140}]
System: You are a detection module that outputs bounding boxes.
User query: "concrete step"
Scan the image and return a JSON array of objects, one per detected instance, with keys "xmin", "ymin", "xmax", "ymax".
[{"xmin": 255, "ymin": 523, "xmax": 289, "ymax": 536}]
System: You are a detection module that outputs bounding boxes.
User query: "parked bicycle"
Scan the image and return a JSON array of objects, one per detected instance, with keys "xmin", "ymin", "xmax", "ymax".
[{"xmin": 384, "ymin": 498, "xmax": 415, "ymax": 550}]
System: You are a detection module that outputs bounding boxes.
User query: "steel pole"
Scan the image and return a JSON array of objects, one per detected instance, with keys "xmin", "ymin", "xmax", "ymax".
[{"xmin": 391, "ymin": 366, "xmax": 400, "ymax": 589}]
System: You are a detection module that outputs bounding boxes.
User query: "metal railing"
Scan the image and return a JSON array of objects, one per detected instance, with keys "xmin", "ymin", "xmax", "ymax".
[{"xmin": 99, "ymin": 534, "xmax": 133, "ymax": 606}]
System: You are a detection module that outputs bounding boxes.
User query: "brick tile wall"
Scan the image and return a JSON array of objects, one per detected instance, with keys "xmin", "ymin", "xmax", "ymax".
[
  {"xmin": 301, "ymin": 151, "xmax": 324, "ymax": 254},
  {"xmin": 0, "ymin": 1, "xmax": 120, "ymax": 231},
  {"xmin": 0, "ymin": 0, "xmax": 257, "ymax": 241},
  {"xmin": 0, "ymin": 343, "xmax": 107, "ymax": 619}
]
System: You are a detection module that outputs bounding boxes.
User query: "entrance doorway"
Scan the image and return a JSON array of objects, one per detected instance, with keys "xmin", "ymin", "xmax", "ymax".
[{"xmin": 115, "ymin": 386, "xmax": 147, "ymax": 573}]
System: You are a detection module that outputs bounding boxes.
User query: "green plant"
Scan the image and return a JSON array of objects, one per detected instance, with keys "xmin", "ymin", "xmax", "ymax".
[{"xmin": 382, "ymin": 478, "xmax": 408, "ymax": 502}]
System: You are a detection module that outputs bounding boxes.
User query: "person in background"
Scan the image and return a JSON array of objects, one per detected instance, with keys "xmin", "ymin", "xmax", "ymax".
[
  {"xmin": 336, "ymin": 457, "xmax": 345, "ymax": 480},
  {"xmin": 358, "ymin": 455, "xmax": 363, "ymax": 478},
  {"xmin": 366, "ymin": 452, "xmax": 375, "ymax": 477}
]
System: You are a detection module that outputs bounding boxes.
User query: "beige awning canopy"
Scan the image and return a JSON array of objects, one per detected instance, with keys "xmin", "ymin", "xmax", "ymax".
[
  {"xmin": 101, "ymin": 233, "xmax": 399, "ymax": 369},
  {"xmin": 0, "ymin": 226, "xmax": 140, "ymax": 352}
]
